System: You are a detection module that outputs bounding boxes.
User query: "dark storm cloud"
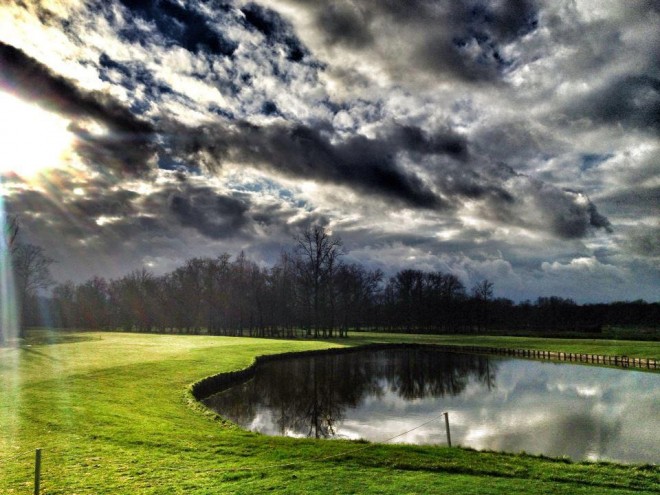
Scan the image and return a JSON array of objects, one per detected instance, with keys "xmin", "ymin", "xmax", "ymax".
[
  {"xmin": 162, "ymin": 114, "xmax": 614, "ymax": 239},
  {"xmin": 546, "ymin": 199, "xmax": 609, "ymax": 239},
  {"xmin": 4, "ymin": 170, "xmax": 261, "ymax": 252},
  {"xmin": 571, "ymin": 75, "xmax": 660, "ymax": 133},
  {"xmin": 586, "ymin": 201, "xmax": 612, "ymax": 232},
  {"xmin": 460, "ymin": 165, "xmax": 612, "ymax": 240},
  {"xmin": 70, "ymin": 122, "xmax": 158, "ymax": 175},
  {"xmin": 284, "ymin": 0, "xmax": 539, "ymax": 82},
  {"xmin": 115, "ymin": 0, "xmax": 237, "ymax": 56},
  {"xmin": 316, "ymin": 3, "xmax": 373, "ymax": 49},
  {"xmin": 600, "ymin": 186, "xmax": 660, "ymax": 218},
  {"xmin": 168, "ymin": 120, "xmax": 471, "ymax": 209},
  {"xmin": 164, "ymin": 185, "xmax": 250, "ymax": 239},
  {"xmin": 414, "ymin": 0, "xmax": 539, "ymax": 82},
  {"xmin": 69, "ymin": 189, "xmax": 139, "ymax": 218},
  {"xmin": 240, "ymin": 2, "xmax": 308, "ymax": 62},
  {"xmin": 391, "ymin": 125, "xmax": 469, "ymax": 159},
  {"xmin": 532, "ymin": 185, "xmax": 612, "ymax": 239},
  {"xmin": 626, "ymin": 226, "xmax": 660, "ymax": 258},
  {"xmin": 0, "ymin": 42, "xmax": 156, "ymax": 174},
  {"xmin": 440, "ymin": 168, "xmax": 515, "ymax": 204},
  {"xmin": 113, "ymin": 178, "xmax": 325, "ymax": 243}
]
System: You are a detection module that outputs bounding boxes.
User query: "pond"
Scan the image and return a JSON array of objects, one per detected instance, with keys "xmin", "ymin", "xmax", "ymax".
[{"xmin": 203, "ymin": 347, "xmax": 659, "ymax": 464}]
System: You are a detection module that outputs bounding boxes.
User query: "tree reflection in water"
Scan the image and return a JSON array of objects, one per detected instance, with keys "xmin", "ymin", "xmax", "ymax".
[{"xmin": 204, "ymin": 349, "xmax": 496, "ymax": 439}]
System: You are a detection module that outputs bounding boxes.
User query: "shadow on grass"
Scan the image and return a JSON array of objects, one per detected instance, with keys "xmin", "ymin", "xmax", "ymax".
[
  {"xmin": 21, "ymin": 328, "xmax": 102, "ymax": 347},
  {"xmin": 20, "ymin": 346, "xmax": 62, "ymax": 362}
]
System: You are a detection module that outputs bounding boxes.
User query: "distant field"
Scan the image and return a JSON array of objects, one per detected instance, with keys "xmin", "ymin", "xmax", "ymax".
[
  {"xmin": 1, "ymin": 330, "xmax": 658, "ymax": 494},
  {"xmin": 349, "ymin": 332, "xmax": 660, "ymax": 359},
  {"xmin": 411, "ymin": 325, "xmax": 660, "ymax": 342}
]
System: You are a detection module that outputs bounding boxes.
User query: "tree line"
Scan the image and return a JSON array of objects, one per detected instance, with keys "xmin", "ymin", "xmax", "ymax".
[
  {"xmin": 50, "ymin": 226, "xmax": 375, "ymax": 338},
  {"xmin": 3, "ymin": 223, "xmax": 658, "ymax": 343}
]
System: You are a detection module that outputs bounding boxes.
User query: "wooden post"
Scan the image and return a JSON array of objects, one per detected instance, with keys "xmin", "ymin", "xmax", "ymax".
[
  {"xmin": 444, "ymin": 412, "xmax": 452, "ymax": 447},
  {"xmin": 34, "ymin": 449, "xmax": 41, "ymax": 495}
]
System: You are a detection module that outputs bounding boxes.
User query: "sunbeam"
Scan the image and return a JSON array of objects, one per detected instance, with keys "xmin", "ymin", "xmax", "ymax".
[{"xmin": 0, "ymin": 181, "xmax": 18, "ymax": 345}]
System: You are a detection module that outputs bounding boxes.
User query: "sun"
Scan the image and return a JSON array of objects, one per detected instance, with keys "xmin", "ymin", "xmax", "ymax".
[{"xmin": 0, "ymin": 91, "xmax": 74, "ymax": 179}]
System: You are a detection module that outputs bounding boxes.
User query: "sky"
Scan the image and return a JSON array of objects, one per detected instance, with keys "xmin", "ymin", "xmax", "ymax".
[{"xmin": 0, "ymin": 0, "xmax": 657, "ymax": 303}]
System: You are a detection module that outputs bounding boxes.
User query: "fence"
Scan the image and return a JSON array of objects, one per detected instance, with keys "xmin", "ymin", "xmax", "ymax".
[{"xmin": 438, "ymin": 345, "xmax": 658, "ymax": 370}]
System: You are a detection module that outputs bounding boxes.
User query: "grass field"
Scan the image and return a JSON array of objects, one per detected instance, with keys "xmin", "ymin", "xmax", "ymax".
[{"xmin": 1, "ymin": 330, "xmax": 658, "ymax": 494}]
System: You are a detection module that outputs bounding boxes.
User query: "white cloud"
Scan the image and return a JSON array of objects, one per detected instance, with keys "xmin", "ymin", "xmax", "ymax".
[{"xmin": 541, "ymin": 257, "xmax": 626, "ymax": 280}]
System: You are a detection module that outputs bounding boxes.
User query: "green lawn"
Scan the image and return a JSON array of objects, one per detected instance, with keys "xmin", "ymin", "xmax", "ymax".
[
  {"xmin": 349, "ymin": 332, "xmax": 660, "ymax": 359},
  {"xmin": 1, "ymin": 330, "xmax": 658, "ymax": 494}
]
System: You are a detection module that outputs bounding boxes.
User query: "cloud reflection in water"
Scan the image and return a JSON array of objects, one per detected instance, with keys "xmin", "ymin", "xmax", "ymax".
[{"xmin": 203, "ymin": 349, "xmax": 659, "ymax": 463}]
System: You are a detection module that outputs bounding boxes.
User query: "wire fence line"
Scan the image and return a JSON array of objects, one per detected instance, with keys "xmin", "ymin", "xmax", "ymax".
[
  {"xmin": 0, "ymin": 449, "xmax": 38, "ymax": 464},
  {"xmin": 160, "ymin": 411, "xmax": 452, "ymax": 475},
  {"xmin": 2, "ymin": 446, "xmax": 65, "ymax": 469},
  {"xmin": 3, "ymin": 412, "xmax": 451, "ymax": 491},
  {"xmin": 201, "ymin": 412, "xmax": 453, "ymax": 491}
]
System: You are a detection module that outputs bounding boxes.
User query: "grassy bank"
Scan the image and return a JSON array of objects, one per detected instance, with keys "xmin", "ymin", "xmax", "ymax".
[
  {"xmin": 1, "ymin": 330, "xmax": 658, "ymax": 494},
  {"xmin": 349, "ymin": 332, "xmax": 660, "ymax": 359}
]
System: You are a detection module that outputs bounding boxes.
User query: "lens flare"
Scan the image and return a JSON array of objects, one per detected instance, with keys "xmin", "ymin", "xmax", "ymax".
[{"xmin": 0, "ymin": 183, "xmax": 18, "ymax": 346}]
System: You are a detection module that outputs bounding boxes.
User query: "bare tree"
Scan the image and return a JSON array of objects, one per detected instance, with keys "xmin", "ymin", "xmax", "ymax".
[
  {"xmin": 471, "ymin": 279, "xmax": 494, "ymax": 332},
  {"xmin": 269, "ymin": 252, "xmax": 297, "ymax": 337},
  {"xmin": 472, "ymin": 279, "xmax": 494, "ymax": 301},
  {"xmin": 392, "ymin": 269, "xmax": 425, "ymax": 332},
  {"xmin": 109, "ymin": 268, "xmax": 161, "ymax": 332},
  {"xmin": 295, "ymin": 225, "xmax": 343, "ymax": 337},
  {"xmin": 12, "ymin": 243, "xmax": 54, "ymax": 336},
  {"xmin": 335, "ymin": 264, "xmax": 382, "ymax": 336},
  {"xmin": 75, "ymin": 277, "xmax": 110, "ymax": 329},
  {"xmin": 51, "ymin": 281, "xmax": 76, "ymax": 328}
]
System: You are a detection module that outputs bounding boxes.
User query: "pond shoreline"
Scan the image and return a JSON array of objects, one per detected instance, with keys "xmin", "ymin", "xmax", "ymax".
[{"xmin": 190, "ymin": 342, "xmax": 658, "ymax": 402}]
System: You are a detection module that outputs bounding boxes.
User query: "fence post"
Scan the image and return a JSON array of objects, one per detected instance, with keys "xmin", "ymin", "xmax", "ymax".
[
  {"xmin": 34, "ymin": 448, "xmax": 41, "ymax": 495},
  {"xmin": 444, "ymin": 412, "xmax": 452, "ymax": 447}
]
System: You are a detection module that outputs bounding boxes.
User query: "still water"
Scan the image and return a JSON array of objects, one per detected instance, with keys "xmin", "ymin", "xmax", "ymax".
[{"xmin": 203, "ymin": 347, "xmax": 659, "ymax": 463}]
